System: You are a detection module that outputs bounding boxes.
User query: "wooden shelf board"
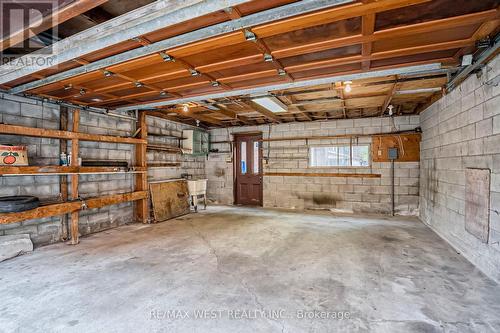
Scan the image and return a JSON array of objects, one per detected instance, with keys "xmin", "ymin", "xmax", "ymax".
[
  {"xmin": 0, "ymin": 191, "xmax": 147, "ymax": 225},
  {"xmin": 0, "ymin": 124, "xmax": 147, "ymax": 145},
  {"xmin": 0, "ymin": 166, "xmax": 147, "ymax": 176},
  {"xmin": 146, "ymin": 144, "xmax": 182, "ymax": 153},
  {"xmin": 264, "ymin": 172, "xmax": 381, "ymax": 178}
]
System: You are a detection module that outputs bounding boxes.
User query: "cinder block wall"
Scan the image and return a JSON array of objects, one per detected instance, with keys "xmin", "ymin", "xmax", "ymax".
[
  {"xmin": 207, "ymin": 116, "xmax": 420, "ymax": 215},
  {"xmin": 419, "ymin": 54, "xmax": 500, "ymax": 282},
  {"xmin": 0, "ymin": 93, "xmax": 205, "ymax": 246},
  {"xmin": 146, "ymin": 116, "xmax": 206, "ymax": 181}
]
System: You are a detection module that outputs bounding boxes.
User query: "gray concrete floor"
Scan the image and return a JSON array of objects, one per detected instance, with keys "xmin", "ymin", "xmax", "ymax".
[{"xmin": 1, "ymin": 206, "xmax": 500, "ymax": 333}]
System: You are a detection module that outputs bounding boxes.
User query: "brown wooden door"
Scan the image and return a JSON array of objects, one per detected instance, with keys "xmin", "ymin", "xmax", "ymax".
[{"xmin": 235, "ymin": 133, "xmax": 263, "ymax": 206}]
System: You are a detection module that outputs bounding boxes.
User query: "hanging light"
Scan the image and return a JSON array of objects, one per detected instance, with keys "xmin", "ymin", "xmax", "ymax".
[
  {"xmin": 182, "ymin": 104, "xmax": 189, "ymax": 112},
  {"xmin": 343, "ymin": 81, "xmax": 352, "ymax": 93},
  {"xmin": 159, "ymin": 91, "xmax": 167, "ymax": 96}
]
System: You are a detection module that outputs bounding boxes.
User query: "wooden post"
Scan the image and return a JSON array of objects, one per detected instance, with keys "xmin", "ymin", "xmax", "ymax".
[
  {"xmin": 135, "ymin": 111, "xmax": 149, "ymax": 223},
  {"xmin": 70, "ymin": 109, "xmax": 80, "ymax": 244},
  {"xmin": 59, "ymin": 106, "xmax": 69, "ymax": 240}
]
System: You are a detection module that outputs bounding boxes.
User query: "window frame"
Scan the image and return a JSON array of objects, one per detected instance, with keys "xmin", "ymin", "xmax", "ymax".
[{"xmin": 308, "ymin": 143, "xmax": 371, "ymax": 168}]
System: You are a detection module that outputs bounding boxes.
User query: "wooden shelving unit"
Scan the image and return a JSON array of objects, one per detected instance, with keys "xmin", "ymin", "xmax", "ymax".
[
  {"xmin": 0, "ymin": 191, "xmax": 147, "ymax": 225},
  {"xmin": 147, "ymin": 143, "xmax": 182, "ymax": 153},
  {"xmin": 0, "ymin": 166, "xmax": 147, "ymax": 176},
  {"xmin": 0, "ymin": 112, "xmax": 149, "ymax": 244}
]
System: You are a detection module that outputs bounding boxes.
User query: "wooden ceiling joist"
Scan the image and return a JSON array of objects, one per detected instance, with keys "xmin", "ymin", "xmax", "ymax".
[
  {"xmin": 0, "ymin": 0, "xmax": 109, "ymax": 52},
  {"xmin": 1, "ymin": 0, "xmax": 498, "ymax": 127},
  {"xmin": 0, "ymin": 0, "xmax": 254, "ymax": 83},
  {"xmin": 4, "ymin": 0, "xmax": 357, "ymax": 91}
]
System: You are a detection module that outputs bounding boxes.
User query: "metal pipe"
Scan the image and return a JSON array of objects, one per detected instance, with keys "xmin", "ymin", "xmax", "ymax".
[
  {"xmin": 447, "ymin": 33, "xmax": 500, "ymax": 91},
  {"xmin": 391, "ymin": 159, "xmax": 395, "ymax": 216}
]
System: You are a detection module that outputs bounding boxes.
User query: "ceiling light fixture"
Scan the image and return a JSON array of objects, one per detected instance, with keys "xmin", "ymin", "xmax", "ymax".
[
  {"xmin": 135, "ymin": 82, "xmax": 144, "ymax": 88},
  {"xmin": 211, "ymin": 81, "xmax": 220, "ymax": 87},
  {"xmin": 160, "ymin": 91, "xmax": 167, "ymax": 96},
  {"xmin": 79, "ymin": 88, "xmax": 86, "ymax": 95},
  {"xmin": 263, "ymin": 54, "xmax": 273, "ymax": 62},
  {"xmin": 103, "ymin": 70, "xmax": 113, "ymax": 77},
  {"xmin": 160, "ymin": 52, "xmax": 174, "ymax": 62},
  {"xmin": 182, "ymin": 104, "xmax": 189, "ymax": 112},
  {"xmin": 343, "ymin": 81, "xmax": 352, "ymax": 93},
  {"xmin": 278, "ymin": 69, "xmax": 286, "ymax": 76},
  {"xmin": 252, "ymin": 96, "xmax": 287, "ymax": 113},
  {"xmin": 244, "ymin": 29, "xmax": 257, "ymax": 41},
  {"xmin": 64, "ymin": 84, "xmax": 72, "ymax": 90},
  {"xmin": 190, "ymin": 69, "xmax": 200, "ymax": 76}
]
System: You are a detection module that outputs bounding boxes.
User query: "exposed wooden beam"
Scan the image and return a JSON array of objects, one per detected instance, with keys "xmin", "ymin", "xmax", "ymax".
[
  {"xmin": 0, "ymin": 123, "xmax": 146, "ymax": 144},
  {"xmin": 272, "ymin": 9, "xmax": 499, "ymax": 58},
  {"xmin": 264, "ymin": 172, "xmax": 381, "ymax": 178},
  {"xmin": 245, "ymin": 100, "xmax": 282, "ymax": 123},
  {"xmin": 0, "ymin": 191, "xmax": 147, "ymax": 225},
  {"xmin": 361, "ymin": 13, "xmax": 375, "ymax": 70},
  {"xmin": 135, "ymin": 111, "xmax": 149, "ymax": 224},
  {"xmin": 80, "ymin": 7, "xmax": 114, "ymax": 25},
  {"xmin": 252, "ymin": 0, "xmax": 431, "ymax": 37},
  {"xmin": 0, "ymin": 0, "xmax": 109, "ymax": 51},
  {"xmin": 158, "ymin": 108, "xmax": 224, "ymax": 127},
  {"xmin": 380, "ymin": 82, "xmax": 399, "ymax": 116}
]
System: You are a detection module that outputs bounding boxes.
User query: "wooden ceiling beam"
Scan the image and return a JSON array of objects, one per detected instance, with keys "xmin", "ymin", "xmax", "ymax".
[
  {"xmin": 159, "ymin": 107, "xmax": 224, "ymax": 127},
  {"xmin": 283, "ymin": 95, "xmax": 312, "ymax": 121},
  {"xmin": 0, "ymin": 0, "xmax": 109, "ymax": 52},
  {"xmin": 285, "ymin": 38, "xmax": 475, "ymax": 73},
  {"xmin": 272, "ymin": 9, "xmax": 499, "ymax": 58},
  {"xmin": 243, "ymin": 100, "xmax": 282, "ymax": 123},
  {"xmin": 361, "ymin": 13, "xmax": 375, "ymax": 70},
  {"xmin": 380, "ymin": 82, "xmax": 399, "ymax": 116},
  {"xmin": 252, "ymin": 0, "xmax": 431, "ymax": 38}
]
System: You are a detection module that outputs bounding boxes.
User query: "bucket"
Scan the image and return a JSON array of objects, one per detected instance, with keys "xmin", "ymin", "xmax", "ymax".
[{"xmin": 0, "ymin": 145, "xmax": 29, "ymax": 166}]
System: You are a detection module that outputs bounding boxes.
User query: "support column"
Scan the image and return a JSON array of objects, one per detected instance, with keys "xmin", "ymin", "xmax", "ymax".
[
  {"xmin": 70, "ymin": 109, "xmax": 80, "ymax": 244},
  {"xmin": 59, "ymin": 106, "xmax": 69, "ymax": 241},
  {"xmin": 135, "ymin": 111, "xmax": 149, "ymax": 223}
]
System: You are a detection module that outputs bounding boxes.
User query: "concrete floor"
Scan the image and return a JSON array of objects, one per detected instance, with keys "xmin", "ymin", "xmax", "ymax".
[{"xmin": 1, "ymin": 206, "xmax": 500, "ymax": 333}]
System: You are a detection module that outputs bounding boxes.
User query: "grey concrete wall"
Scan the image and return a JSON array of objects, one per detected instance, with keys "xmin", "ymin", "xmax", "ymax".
[
  {"xmin": 0, "ymin": 93, "xmax": 205, "ymax": 246},
  {"xmin": 146, "ymin": 116, "xmax": 206, "ymax": 181},
  {"xmin": 419, "ymin": 54, "xmax": 500, "ymax": 283},
  {"xmin": 207, "ymin": 116, "xmax": 420, "ymax": 215}
]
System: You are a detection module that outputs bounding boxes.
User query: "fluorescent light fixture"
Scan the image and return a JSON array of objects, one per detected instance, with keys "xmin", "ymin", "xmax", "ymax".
[{"xmin": 252, "ymin": 96, "xmax": 287, "ymax": 113}]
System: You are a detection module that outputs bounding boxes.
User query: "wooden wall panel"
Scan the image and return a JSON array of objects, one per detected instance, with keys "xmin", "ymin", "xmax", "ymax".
[
  {"xmin": 372, "ymin": 133, "xmax": 420, "ymax": 162},
  {"xmin": 149, "ymin": 180, "xmax": 190, "ymax": 222}
]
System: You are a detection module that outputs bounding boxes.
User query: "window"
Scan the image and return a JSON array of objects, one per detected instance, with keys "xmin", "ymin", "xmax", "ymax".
[{"xmin": 309, "ymin": 144, "xmax": 370, "ymax": 167}]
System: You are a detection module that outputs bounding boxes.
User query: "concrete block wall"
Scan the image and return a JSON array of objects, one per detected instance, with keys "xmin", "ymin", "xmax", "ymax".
[
  {"xmin": 207, "ymin": 115, "xmax": 420, "ymax": 215},
  {"xmin": 0, "ymin": 93, "xmax": 205, "ymax": 246},
  {"xmin": 146, "ymin": 116, "xmax": 205, "ymax": 181},
  {"xmin": 0, "ymin": 93, "xmax": 62, "ymax": 245},
  {"xmin": 419, "ymin": 54, "xmax": 500, "ymax": 282}
]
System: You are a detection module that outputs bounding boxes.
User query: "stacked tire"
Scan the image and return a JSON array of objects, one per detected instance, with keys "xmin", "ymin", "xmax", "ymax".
[{"xmin": 0, "ymin": 196, "xmax": 39, "ymax": 213}]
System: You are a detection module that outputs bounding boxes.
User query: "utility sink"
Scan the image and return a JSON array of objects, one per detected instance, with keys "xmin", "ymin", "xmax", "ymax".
[{"xmin": 186, "ymin": 179, "xmax": 207, "ymax": 212}]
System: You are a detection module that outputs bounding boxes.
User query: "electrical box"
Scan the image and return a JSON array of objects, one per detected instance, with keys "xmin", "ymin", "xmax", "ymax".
[
  {"xmin": 388, "ymin": 147, "xmax": 398, "ymax": 160},
  {"xmin": 182, "ymin": 129, "xmax": 209, "ymax": 156}
]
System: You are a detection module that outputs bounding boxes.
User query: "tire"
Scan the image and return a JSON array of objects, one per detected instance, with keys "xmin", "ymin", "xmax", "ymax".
[{"xmin": 0, "ymin": 196, "xmax": 39, "ymax": 213}]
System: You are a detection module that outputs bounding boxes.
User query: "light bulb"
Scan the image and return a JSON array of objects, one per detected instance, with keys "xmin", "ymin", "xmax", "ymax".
[
  {"xmin": 344, "ymin": 83, "xmax": 352, "ymax": 93},
  {"xmin": 182, "ymin": 104, "xmax": 189, "ymax": 112}
]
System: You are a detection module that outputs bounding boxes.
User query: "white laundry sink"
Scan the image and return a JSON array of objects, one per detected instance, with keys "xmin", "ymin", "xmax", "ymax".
[{"xmin": 187, "ymin": 179, "xmax": 207, "ymax": 212}]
